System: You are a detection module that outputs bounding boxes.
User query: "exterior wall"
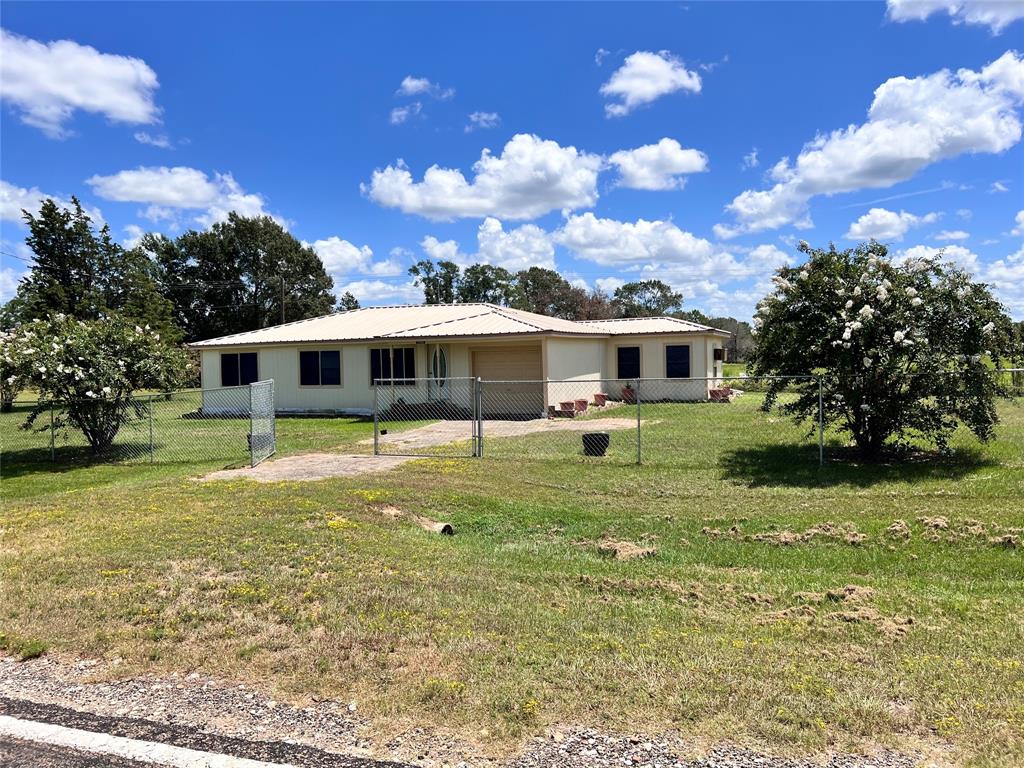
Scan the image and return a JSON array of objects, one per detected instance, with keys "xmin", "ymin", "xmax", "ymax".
[
  {"xmin": 601, "ymin": 333, "xmax": 725, "ymax": 401},
  {"xmin": 542, "ymin": 337, "xmax": 606, "ymax": 408}
]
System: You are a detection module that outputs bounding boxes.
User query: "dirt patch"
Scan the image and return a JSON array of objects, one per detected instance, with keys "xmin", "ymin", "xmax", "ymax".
[
  {"xmin": 835, "ymin": 607, "xmax": 914, "ymax": 639},
  {"xmin": 596, "ymin": 538, "xmax": 657, "ymax": 561},
  {"xmin": 704, "ymin": 521, "xmax": 867, "ymax": 547},
  {"xmin": 202, "ymin": 453, "xmax": 412, "ymax": 483},
  {"xmin": 886, "ymin": 520, "xmax": 911, "ymax": 540},
  {"xmin": 827, "ymin": 584, "xmax": 875, "ymax": 603}
]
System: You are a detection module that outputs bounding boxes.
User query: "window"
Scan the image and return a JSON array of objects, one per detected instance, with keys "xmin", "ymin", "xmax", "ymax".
[
  {"xmin": 617, "ymin": 346, "xmax": 640, "ymax": 380},
  {"xmin": 299, "ymin": 350, "xmax": 341, "ymax": 386},
  {"xmin": 370, "ymin": 347, "xmax": 416, "ymax": 385},
  {"xmin": 665, "ymin": 344, "xmax": 691, "ymax": 378},
  {"xmin": 221, "ymin": 352, "xmax": 258, "ymax": 387}
]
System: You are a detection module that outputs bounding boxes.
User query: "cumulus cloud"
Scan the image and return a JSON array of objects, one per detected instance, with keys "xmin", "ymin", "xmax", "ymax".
[
  {"xmin": 933, "ymin": 229, "xmax": 970, "ymax": 241},
  {"xmin": 899, "ymin": 243, "xmax": 981, "ymax": 273},
  {"xmin": 595, "ymin": 276, "xmax": 625, "ymax": 294},
  {"xmin": 396, "ymin": 75, "xmax": 454, "ymax": 100},
  {"xmin": 984, "ymin": 244, "xmax": 1024, "ymax": 316},
  {"xmin": 363, "ymin": 133, "xmax": 602, "ymax": 221},
  {"xmin": 607, "ymin": 138, "xmax": 709, "ymax": 190},
  {"xmin": 306, "ymin": 236, "xmax": 403, "ymax": 277},
  {"xmin": 600, "ymin": 50, "xmax": 701, "ymax": 117},
  {"xmin": 0, "ymin": 179, "xmax": 104, "ymax": 225},
  {"xmin": 421, "ymin": 217, "xmax": 556, "ymax": 271},
  {"xmin": 334, "ymin": 278, "xmax": 422, "ymax": 305},
  {"xmin": 555, "ymin": 212, "xmax": 718, "ymax": 268},
  {"xmin": 0, "ymin": 28, "xmax": 160, "ymax": 138},
  {"xmin": 956, "ymin": 208, "xmax": 973, "ymax": 220},
  {"xmin": 990, "ymin": 180, "xmax": 1011, "ymax": 192},
  {"xmin": 465, "ymin": 111, "xmax": 500, "ymax": 132},
  {"xmin": 85, "ymin": 166, "xmax": 276, "ymax": 228},
  {"xmin": 886, "ymin": 0, "xmax": 1024, "ymax": 34},
  {"xmin": 844, "ymin": 207, "xmax": 941, "ymax": 241},
  {"xmin": 122, "ymin": 224, "xmax": 145, "ymax": 249},
  {"xmin": 389, "ymin": 102, "xmax": 422, "ymax": 125},
  {"xmin": 716, "ymin": 51, "xmax": 1024, "ymax": 238},
  {"xmin": 1012, "ymin": 209, "xmax": 1024, "ymax": 236}
]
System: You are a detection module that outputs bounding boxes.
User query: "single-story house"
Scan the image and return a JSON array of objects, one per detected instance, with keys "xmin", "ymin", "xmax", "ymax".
[{"xmin": 190, "ymin": 303, "xmax": 731, "ymax": 417}]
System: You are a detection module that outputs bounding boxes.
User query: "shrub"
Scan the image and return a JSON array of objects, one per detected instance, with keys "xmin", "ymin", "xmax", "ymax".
[{"xmin": 749, "ymin": 241, "xmax": 1015, "ymax": 458}]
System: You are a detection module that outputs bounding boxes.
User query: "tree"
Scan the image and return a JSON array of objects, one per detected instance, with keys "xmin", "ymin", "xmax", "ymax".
[
  {"xmin": 7, "ymin": 313, "xmax": 187, "ymax": 454},
  {"xmin": 749, "ymin": 241, "xmax": 1016, "ymax": 458},
  {"xmin": 338, "ymin": 291, "xmax": 361, "ymax": 311},
  {"xmin": 458, "ymin": 264, "xmax": 515, "ymax": 304},
  {"xmin": 6, "ymin": 198, "xmax": 178, "ymax": 341},
  {"xmin": 149, "ymin": 213, "xmax": 335, "ymax": 341},
  {"xmin": 409, "ymin": 259, "xmax": 459, "ymax": 304},
  {"xmin": 612, "ymin": 280, "xmax": 683, "ymax": 317},
  {"xmin": 511, "ymin": 267, "xmax": 574, "ymax": 317},
  {"xmin": 707, "ymin": 316, "xmax": 755, "ymax": 361}
]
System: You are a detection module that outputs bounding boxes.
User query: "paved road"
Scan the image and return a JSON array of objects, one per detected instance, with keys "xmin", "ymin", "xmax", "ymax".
[
  {"xmin": 0, "ymin": 697, "xmax": 412, "ymax": 768},
  {"xmin": 1, "ymin": 736, "xmax": 152, "ymax": 767}
]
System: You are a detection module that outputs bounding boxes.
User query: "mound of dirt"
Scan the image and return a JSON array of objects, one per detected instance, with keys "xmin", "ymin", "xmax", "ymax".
[
  {"xmin": 886, "ymin": 520, "xmax": 911, "ymax": 540},
  {"xmin": 835, "ymin": 607, "xmax": 914, "ymax": 639},
  {"xmin": 597, "ymin": 538, "xmax": 657, "ymax": 561}
]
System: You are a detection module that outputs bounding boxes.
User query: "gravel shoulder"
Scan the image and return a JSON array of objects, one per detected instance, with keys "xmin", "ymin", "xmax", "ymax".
[{"xmin": 1, "ymin": 656, "xmax": 923, "ymax": 768}]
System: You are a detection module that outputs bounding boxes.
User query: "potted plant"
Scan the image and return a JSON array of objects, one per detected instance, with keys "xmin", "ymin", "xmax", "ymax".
[{"xmin": 622, "ymin": 383, "xmax": 636, "ymax": 404}]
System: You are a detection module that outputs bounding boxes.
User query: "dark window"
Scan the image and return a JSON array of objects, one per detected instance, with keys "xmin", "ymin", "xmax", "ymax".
[
  {"xmin": 299, "ymin": 351, "xmax": 320, "ymax": 386},
  {"xmin": 666, "ymin": 345, "xmax": 690, "ymax": 378},
  {"xmin": 300, "ymin": 350, "xmax": 342, "ymax": 386},
  {"xmin": 617, "ymin": 346, "xmax": 640, "ymax": 380},
  {"xmin": 221, "ymin": 352, "xmax": 258, "ymax": 387},
  {"xmin": 370, "ymin": 347, "xmax": 415, "ymax": 385}
]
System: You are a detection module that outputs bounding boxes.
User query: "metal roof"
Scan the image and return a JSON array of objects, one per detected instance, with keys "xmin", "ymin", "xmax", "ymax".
[{"xmin": 189, "ymin": 303, "xmax": 729, "ymax": 347}]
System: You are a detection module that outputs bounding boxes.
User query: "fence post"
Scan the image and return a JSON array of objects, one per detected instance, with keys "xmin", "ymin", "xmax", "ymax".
[
  {"xmin": 372, "ymin": 381, "xmax": 379, "ymax": 456},
  {"xmin": 49, "ymin": 404, "xmax": 55, "ymax": 461},
  {"xmin": 148, "ymin": 394, "xmax": 154, "ymax": 462},
  {"xmin": 248, "ymin": 383, "xmax": 255, "ymax": 468},
  {"xmin": 817, "ymin": 376, "xmax": 824, "ymax": 467},
  {"xmin": 476, "ymin": 377, "xmax": 484, "ymax": 458},
  {"xmin": 635, "ymin": 378, "xmax": 641, "ymax": 465}
]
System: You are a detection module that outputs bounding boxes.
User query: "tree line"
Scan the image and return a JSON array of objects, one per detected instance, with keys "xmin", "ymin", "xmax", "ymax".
[{"xmin": 1, "ymin": 197, "xmax": 755, "ymax": 354}]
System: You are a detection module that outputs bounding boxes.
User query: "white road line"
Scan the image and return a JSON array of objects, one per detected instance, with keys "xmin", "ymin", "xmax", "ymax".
[{"xmin": 0, "ymin": 714, "xmax": 297, "ymax": 768}]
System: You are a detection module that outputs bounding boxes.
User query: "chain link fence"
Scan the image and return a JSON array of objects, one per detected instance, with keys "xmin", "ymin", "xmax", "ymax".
[
  {"xmin": 0, "ymin": 381, "xmax": 276, "ymax": 469},
  {"xmin": 371, "ymin": 370, "xmax": 1023, "ymax": 468}
]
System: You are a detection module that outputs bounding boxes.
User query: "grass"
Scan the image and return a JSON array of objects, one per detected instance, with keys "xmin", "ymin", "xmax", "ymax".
[{"xmin": 1, "ymin": 394, "xmax": 1022, "ymax": 765}]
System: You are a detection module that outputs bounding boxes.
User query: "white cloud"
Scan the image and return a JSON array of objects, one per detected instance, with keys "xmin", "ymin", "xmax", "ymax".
[
  {"xmin": 389, "ymin": 102, "xmax": 422, "ymax": 125},
  {"xmin": 0, "ymin": 179, "xmax": 104, "ymax": 225},
  {"xmin": 956, "ymin": 208, "xmax": 973, "ymax": 220},
  {"xmin": 122, "ymin": 224, "xmax": 145, "ymax": 249},
  {"xmin": 1011, "ymin": 209, "xmax": 1024, "ymax": 236},
  {"xmin": 0, "ymin": 265, "xmax": 24, "ymax": 301},
  {"xmin": 608, "ymin": 138, "xmax": 708, "ymax": 191},
  {"xmin": 554, "ymin": 212, "xmax": 720, "ymax": 268},
  {"xmin": 990, "ymin": 180, "xmax": 1011, "ymax": 192},
  {"xmin": 0, "ymin": 28, "xmax": 160, "ymax": 139},
  {"xmin": 600, "ymin": 50, "xmax": 701, "ymax": 117},
  {"xmin": 595, "ymin": 276, "xmax": 625, "ymax": 294},
  {"xmin": 396, "ymin": 75, "xmax": 454, "ymax": 100},
  {"xmin": 364, "ymin": 133, "xmax": 602, "ymax": 221},
  {"xmin": 335, "ymin": 278, "xmax": 422, "ymax": 305},
  {"xmin": 887, "ymin": 0, "xmax": 1024, "ymax": 34},
  {"xmin": 465, "ymin": 111, "xmax": 500, "ymax": 132},
  {"xmin": 594, "ymin": 48, "xmax": 611, "ymax": 66},
  {"xmin": 933, "ymin": 229, "xmax": 970, "ymax": 241},
  {"xmin": 742, "ymin": 148, "xmax": 759, "ymax": 169},
  {"xmin": 85, "ymin": 166, "xmax": 276, "ymax": 228},
  {"xmin": 306, "ymin": 236, "xmax": 403, "ymax": 277},
  {"xmin": 984, "ymin": 244, "xmax": 1024, "ymax": 316},
  {"xmin": 900, "ymin": 243, "xmax": 981, "ymax": 273},
  {"xmin": 844, "ymin": 207, "xmax": 941, "ymax": 241},
  {"xmin": 717, "ymin": 51, "xmax": 1024, "ymax": 237},
  {"xmin": 421, "ymin": 217, "xmax": 556, "ymax": 272},
  {"xmin": 134, "ymin": 131, "xmax": 171, "ymax": 148}
]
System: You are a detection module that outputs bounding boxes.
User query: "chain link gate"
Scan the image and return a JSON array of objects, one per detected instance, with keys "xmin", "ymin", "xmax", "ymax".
[
  {"xmin": 249, "ymin": 379, "xmax": 276, "ymax": 466},
  {"xmin": 373, "ymin": 377, "xmax": 480, "ymax": 458}
]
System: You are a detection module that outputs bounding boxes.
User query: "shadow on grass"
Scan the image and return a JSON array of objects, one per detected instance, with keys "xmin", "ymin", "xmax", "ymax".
[
  {"xmin": 720, "ymin": 442, "xmax": 996, "ymax": 488},
  {"xmin": 0, "ymin": 442, "xmax": 246, "ymax": 480}
]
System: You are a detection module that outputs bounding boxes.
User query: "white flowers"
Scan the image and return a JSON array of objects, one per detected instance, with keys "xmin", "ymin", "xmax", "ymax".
[
  {"xmin": 858, "ymin": 305, "xmax": 875, "ymax": 320},
  {"xmin": 843, "ymin": 328, "xmax": 853, "ymax": 341},
  {"xmin": 860, "ymin": 403, "xmax": 871, "ymax": 412},
  {"xmin": 853, "ymin": 286, "xmax": 862, "ymax": 297},
  {"xmin": 845, "ymin": 299, "xmax": 853, "ymax": 309},
  {"xmin": 5, "ymin": 376, "xmax": 15, "ymax": 385},
  {"xmin": 101, "ymin": 386, "xmax": 111, "ymax": 395},
  {"xmin": 37, "ymin": 365, "xmax": 46, "ymax": 373},
  {"xmin": 85, "ymin": 390, "xmax": 96, "ymax": 398},
  {"xmin": 773, "ymin": 276, "xmax": 794, "ymax": 291},
  {"xmin": 911, "ymin": 297, "xmax": 923, "ymax": 307},
  {"xmin": 893, "ymin": 330, "xmax": 906, "ymax": 343},
  {"xmin": 799, "ymin": 270, "xmax": 809, "ymax": 280},
  {"xmin": 863, "ymin": 357, "xmax": 873, "ymax": 368},
  {"xmin": 982, "ymin": 322, "xmax": 995, "ymax": 334},
  {"xmin": 905, "ymin": 287, "xmax": 918, "ymax": 297}
]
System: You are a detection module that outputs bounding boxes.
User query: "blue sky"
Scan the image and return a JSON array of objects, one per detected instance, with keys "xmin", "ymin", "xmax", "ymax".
[{"xmin": 2, "ymin": 1, "xmax": 1023, "ymax": 319}]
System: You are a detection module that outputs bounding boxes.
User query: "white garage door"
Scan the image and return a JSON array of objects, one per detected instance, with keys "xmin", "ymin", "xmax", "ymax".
[{"xmin": 473, "ymin": 346, "xmax": 544, "ymax": 417}]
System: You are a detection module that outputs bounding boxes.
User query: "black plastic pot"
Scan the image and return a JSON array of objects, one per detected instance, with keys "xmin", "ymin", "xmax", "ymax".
[{"xmin": 582, "ymin": 432, "xmax": 610, "ymax": 457}]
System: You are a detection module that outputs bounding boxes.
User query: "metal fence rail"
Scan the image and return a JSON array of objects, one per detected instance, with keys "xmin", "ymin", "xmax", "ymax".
[{"xmin": 1, "ymin": 381, "xmax": 276, "ymax": 468}]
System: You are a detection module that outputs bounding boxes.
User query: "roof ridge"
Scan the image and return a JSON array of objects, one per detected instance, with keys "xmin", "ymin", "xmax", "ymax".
[
  {"xmin": 490, "ymin": 304, "xmax": 580, "ymax": 332},
  {"xmin": 379, "ymin": 307, "xmax": 503, "ymax": 337}
]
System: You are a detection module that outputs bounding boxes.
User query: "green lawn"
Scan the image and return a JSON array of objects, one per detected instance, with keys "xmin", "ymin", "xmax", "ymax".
[{"xmin": 1, "ymin": 395, "xmax": 1022, "ymax": 765}]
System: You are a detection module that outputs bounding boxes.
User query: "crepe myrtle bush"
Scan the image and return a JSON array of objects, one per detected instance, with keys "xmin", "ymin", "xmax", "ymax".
[
  {"xmin": 748, "ymin": 241, "xmax": 1016, "ymax": 458},
  {"xmin": 3, "ymin": 313, "xmax": 188, "ymax": 454}
]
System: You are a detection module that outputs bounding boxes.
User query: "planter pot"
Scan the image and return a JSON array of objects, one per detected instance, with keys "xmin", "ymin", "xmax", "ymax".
[
  {"xmin": 622, "ymin": 388, "xmax": 636, "ymax": 404},
  {"xmin": 574, "ymin": 398, "xmax": 588, "ymax": 412},
  {"xmin": 582, "ymin": 432, "xmax": 610, "ymax": 457},
  {"xmin": 559, "ymin": 401, "xmax": 576, "ymax": 412},
  {"xmin": 594, "ymin": 393, "xmax": 608, "ymax": 407}
]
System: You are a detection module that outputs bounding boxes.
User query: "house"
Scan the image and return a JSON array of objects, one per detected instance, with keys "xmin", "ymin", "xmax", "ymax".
[{"xmin": 189, "ymin": 303, "xmax": 731, "ymax": 416}]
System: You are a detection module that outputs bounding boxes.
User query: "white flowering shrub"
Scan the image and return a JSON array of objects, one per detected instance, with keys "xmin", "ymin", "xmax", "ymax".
[
  {"xmin": 5, "ymin": 314, "xmax": 187, "ymax": 454},
  {"xmin": 749, "ymin": 241, "xmax": 1016, "ymax": 458},
  {"xmin": 0, "ymin": 330, "xmax": 29, "ymax": 412}
]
